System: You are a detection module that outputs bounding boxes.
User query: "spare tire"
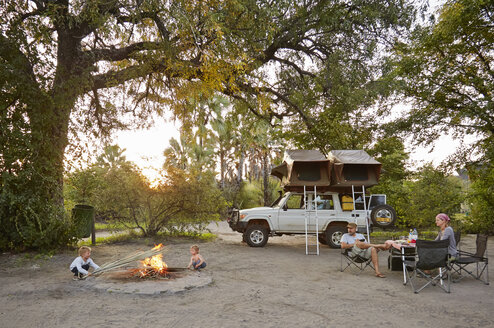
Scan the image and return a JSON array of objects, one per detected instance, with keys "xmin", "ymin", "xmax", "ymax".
[{"xmin": 370, "ymin": 204, "xmax": 397, "ymax": 228}]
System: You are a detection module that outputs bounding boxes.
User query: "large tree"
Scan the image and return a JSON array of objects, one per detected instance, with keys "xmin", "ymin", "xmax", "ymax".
[
  {"xmin": 389, "ymin": 0, "xmax": 493, "ymax": 160},
  {"xmin": 1, "ymin": 0, "xmax": 415, "ymax": 248},
  {"xmin": 389, "ymin": 0, "xmax": 493, "ymax": 232}
]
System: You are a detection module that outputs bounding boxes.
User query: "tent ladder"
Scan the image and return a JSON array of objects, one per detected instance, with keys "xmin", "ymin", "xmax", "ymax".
[
  {"xmin": 304, "ymin": 185, "xmax": 319, "ymax": 255},
  {"xmin": 351, "ymin": 185, "xmax": 371, "ymax": 243}
]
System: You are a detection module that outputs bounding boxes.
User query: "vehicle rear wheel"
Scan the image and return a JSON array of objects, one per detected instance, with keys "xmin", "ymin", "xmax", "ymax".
[
  {"xmin": 370, "ymin": 204, "xmax": 397, "ymax": 228},
  {"xmin": 244, "ymin": 224, "xmax": 269, "ymax": 247},
  {"xmin": 326, "ymin": 225, "xmax": 347, "ymax": 248}
]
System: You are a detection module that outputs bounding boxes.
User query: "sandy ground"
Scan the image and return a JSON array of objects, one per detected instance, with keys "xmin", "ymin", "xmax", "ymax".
[{"xmin": 1, "ymin": 221, "xmax": 493, "ymax": 328}]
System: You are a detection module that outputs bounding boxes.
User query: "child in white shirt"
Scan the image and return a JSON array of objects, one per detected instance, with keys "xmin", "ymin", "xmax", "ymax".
[{"xmin": 70, "ymin": 246, "xmax": 100, "ymax": 280}]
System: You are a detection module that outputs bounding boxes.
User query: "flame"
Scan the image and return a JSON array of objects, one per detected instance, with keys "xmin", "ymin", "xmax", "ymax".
[
  {"xmin": 138, "ymin": 253, "xmax": 168, "ymax": 277},
  {"xmin": 152, "ymin": 243, "xmax": 163, "ymax": 250}
]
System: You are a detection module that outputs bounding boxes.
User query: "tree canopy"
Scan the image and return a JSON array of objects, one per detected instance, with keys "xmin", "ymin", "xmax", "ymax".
[
  {"xmin": 390, "ymin": 0, "xmax": 493, "ymax": 161},
  {"xmin": 1, "ymin": 0, "xmax": 418, "ymax": 249}
]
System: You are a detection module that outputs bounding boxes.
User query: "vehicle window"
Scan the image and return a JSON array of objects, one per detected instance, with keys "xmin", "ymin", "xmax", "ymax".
[
  {"xmin": 270, "ymin": 194, "xmax": 284, "ymax": 207},
  {"xmin": 286, "ymin": 194, "xmax": 304, "ymax": 209},
  {"xmin": 369, "ymin": 195, "xmax": 385, "ymax": 207},
  {"xmin": 316, "ymin": 195, "xmax": 334, "ymax": 210}
]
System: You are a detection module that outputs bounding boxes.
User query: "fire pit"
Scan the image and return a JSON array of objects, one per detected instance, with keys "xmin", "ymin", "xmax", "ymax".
[
  {"xmin": 76, "ymin": 245, "xmax": 212, "ymax": 295},
  {"xmin": 101, "ymin": 267, "xmax": 188, "ymax": 281}
]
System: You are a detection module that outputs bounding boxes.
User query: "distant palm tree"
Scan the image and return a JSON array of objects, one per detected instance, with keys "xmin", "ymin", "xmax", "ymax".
[
  {"xmin": 96, "ymin": 145, "xmax": 127, "ymax": 168},
  {"xmin": 163, "ymin": 135, "xmax": 189, "ymax": 171}
]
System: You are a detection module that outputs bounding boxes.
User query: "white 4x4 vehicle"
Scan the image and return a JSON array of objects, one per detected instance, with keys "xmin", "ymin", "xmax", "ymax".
[{"xmin": 227, "ymin": 191, "xmax": 396, "ymax": 248}]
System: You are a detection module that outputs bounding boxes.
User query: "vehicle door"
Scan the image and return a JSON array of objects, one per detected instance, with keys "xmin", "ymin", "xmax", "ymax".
[
  {"xmin": 314, "ymin": 194, "xmax": 337, "ymax": 232},
  {"xmin": 277, "ymin": 193, "xmax": 306, "ymax": 232}
]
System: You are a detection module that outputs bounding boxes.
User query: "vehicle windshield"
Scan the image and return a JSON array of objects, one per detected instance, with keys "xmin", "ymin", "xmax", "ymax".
[{"xmin": 271, "ymin": 193, "xmax": 290, "ymax": 208}]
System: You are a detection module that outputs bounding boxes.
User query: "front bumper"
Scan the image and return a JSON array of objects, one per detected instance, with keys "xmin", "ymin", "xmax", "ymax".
[{"xmin": 227, "ymin": 209, "xmax": 248, "ymax": 232}]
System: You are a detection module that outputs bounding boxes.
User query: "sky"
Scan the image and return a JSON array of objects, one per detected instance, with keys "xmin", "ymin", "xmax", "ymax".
[{"xmin": 114, "ymin": 116, "xmax": 180, "ymax": 181}]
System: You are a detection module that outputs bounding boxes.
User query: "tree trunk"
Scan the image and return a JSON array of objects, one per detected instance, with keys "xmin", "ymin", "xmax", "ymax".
[
  {"xmin": 220, "ymin": 148, "xmax": 226, "ymax": 190},
  {"xmin": 28, "ymin": 26, "xmax": 83, "ymax": 213},
  {"xmin": 28, "ymin": 93, "xmax": 72, "ymax": 207},
  {"xmin": 237, "ymin": 150, "xmax": 244, "ymax": 188},
  {"xmin": 262, "ymin": 151, "xmax": 270, "ymax": 206}
]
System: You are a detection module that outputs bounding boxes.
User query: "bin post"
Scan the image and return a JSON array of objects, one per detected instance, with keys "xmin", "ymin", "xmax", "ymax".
[{"xmin": 91, "ymin": 212, "xmax": 96, "ymax": 245}]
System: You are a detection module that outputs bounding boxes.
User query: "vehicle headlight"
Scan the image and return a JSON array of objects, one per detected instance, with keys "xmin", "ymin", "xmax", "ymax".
[{"xmin": 240, "ymin": 214, "xmax": 247, "ymax": 220}]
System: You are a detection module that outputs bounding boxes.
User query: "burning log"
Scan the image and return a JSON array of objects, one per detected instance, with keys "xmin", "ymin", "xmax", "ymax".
[
  {"xmin": 84, "ymin": 244, "xmax": 164, "ymax": 278},
  {"xmin": 136, "ymin": 253, "xmax": 168, "ymax": 278}
]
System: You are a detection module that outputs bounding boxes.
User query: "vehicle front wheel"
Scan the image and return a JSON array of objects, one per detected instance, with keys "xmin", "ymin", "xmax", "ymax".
[
  {"xmin": 318, "ymin": 234, "xmax": 328, "ymax": 245},
  {"xmin": 325, "ymin": 225, "xmax": 347, "ymax": 248},
  {"xmin": 244, "ymin": 225, "xmax": 269, "ymax": 247}
]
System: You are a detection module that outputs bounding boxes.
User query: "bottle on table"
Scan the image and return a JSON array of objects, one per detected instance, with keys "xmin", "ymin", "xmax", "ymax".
[
  {"xmin": 408, "ymin": 229, "xmax": 413, "ymax": 243},
  {"xmin": 412, "ymin": 228, "xmax": 418, "ymax": 242}
]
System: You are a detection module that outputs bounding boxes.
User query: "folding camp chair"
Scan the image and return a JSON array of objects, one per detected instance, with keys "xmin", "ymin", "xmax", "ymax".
[
  {"xmin": 451, "ymin": 234, "xmax": 489, "ymax": 285},
  {"xmin": 454, "ymin": 229, "xmax": 461, "ymax": 248},
  {"xmin": 340, "ymin": 248, "xmax": 374, "ymax": 275},
  {"xmin": 404, "ymin": 239, "xmax": 452, "ymax": 293}
]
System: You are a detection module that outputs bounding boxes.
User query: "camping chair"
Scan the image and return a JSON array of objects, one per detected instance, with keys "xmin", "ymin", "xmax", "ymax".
[
  {"xmin": 454, "ymin": 229, "xmax": 461, "ymax": 248},
  {"xmin": 340, "ymin": 248, "xmax": 374, "ymax": 275},
  {"xmin": 404, "ymin": 239, "xmax": 452, "ymax": 293},
  {"xmin": 451, "ymin": 234, "xmax": 489, "ymax": 285}
]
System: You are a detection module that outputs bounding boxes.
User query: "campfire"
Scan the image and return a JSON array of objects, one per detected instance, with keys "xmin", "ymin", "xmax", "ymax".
[
  {"xmin": 134, "ymin": 253, "xmax": 170, "ymax": 279},
  {"xmin": 90, "ymin": 243, "xmax": 187, "ymax": 281}
]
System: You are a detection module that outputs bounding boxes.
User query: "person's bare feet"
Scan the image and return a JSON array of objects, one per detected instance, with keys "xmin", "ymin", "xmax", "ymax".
[{"xmin": 375, "ymin": 273, "xmax": 386, "ymax": 278}]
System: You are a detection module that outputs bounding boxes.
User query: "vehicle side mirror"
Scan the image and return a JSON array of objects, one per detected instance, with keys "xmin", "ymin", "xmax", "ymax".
[{"xmin": 283, "ymin": 204, "xmax": 288, "ymax": 211}]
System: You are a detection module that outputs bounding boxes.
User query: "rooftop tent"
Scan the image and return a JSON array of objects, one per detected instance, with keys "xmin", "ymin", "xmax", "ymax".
[
  {"xmin": 328, "ymin": 150, "xmax": 382, "ymax": 188},
  {"xmin": 271, "ymin": 150, "xmax": 332, "ymax": 191}
]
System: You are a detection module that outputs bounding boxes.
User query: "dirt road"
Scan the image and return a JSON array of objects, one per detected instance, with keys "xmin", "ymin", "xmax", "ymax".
[{"xmin": 1, "ymin": 222, "xmax": 492, "ymax": 328}]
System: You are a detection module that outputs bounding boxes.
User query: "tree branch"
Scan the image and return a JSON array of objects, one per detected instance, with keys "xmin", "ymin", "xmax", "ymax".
[
  {"xmin": 272, "ymin": 55, "xmax": 317, "ymax": 78},
  {"xmin": 90, "ymin": 58, "xmax": 199, "ymax": 92},
  {"xmin": 83, "ymin": 41, "xmax": 163, "ymax": 63}
]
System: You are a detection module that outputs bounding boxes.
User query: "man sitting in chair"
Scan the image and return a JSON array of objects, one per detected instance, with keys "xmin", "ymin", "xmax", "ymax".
[{"xmin": 341, "ymin": 223, "xmax": 391, "ymax": 278}]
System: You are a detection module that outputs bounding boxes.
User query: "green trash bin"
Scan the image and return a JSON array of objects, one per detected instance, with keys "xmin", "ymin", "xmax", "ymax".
[{"xmin": 72, "ymin": 204, "xmax": 94, "ymax": 238}]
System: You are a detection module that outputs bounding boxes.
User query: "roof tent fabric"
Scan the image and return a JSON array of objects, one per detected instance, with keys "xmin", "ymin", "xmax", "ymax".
[
  {"xmin": 270, "ymin": 150, "xmax": 332, "ymax": 190},
  {"xmin": 271, "ymin": 149, "xmax": 382, "ymax": 191},
  {"xmin": 328, "ymin": 150, "xmax": 382, "ymax": 188}
]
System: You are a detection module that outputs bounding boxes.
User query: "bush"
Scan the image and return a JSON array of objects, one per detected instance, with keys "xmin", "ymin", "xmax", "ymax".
[
  {"xmin": 0, "ymin": 171, "xmax": 75, "ymax": 251},
  {"xmin": 66, "ymin": 163, "xmax": 226, "ymax": 237},
  {"xmin": 396, "ymin": 164, "xmax": 463, "ymax": 228},
  {"xmin": 463, "ymin": 163, "xmax": 494, "ymax": 234}
]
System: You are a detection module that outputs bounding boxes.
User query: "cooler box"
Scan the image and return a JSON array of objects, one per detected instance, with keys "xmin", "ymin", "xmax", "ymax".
[{"xmin": 388, "ymin": 248, "xmax": 415, "ymax": 271}]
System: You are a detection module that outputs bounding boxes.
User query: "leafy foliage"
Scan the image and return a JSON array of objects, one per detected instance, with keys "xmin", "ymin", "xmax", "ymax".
[
  {"xmin": 236, "ymin": 178, "xmax": 281, "ymax": 210},
  {"xmin": 368, "ymin": 137, "xmax": 411, "ymax": 225},
  {"xmin": 388, "ymin": 0, "xmax": 494, "ymax": 231},
  {"xmin": 0, "ymin": 100, "xmax": 73, "ymax": 250},
  {"xmin": 400, "ymin": 164, "xmax": 463, "ymax": 228},
  {"xmin": 465, "ymin": 159, "xmax": 494, "ymax": 233},
  {"xmin": 66, "ymin": 146, "xmax": 226, "ymax": 237},
  {"xmin": 390, "ymin": 0, "xmax": 493, "ymax": 149}
]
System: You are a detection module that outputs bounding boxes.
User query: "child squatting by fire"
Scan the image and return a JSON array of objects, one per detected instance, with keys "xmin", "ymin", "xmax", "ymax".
[
  {"xmin": 187, "ymin": 245, "xmax": 206, "ymax": 270},
  {"xmin": 70, "ymin": 246, "xmax": 100, "ymax": 280}
]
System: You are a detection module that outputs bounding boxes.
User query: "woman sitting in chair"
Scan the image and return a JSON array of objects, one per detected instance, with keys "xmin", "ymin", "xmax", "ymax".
[{"xmin": 435, "ymin": 213, "xmax": 457, "ymax": 259}]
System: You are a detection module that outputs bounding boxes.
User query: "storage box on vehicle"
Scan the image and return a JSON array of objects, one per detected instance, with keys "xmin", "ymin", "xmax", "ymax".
[{"xmin": 341, "ymin": 195, "xmax": 354, "ymax": 211}]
